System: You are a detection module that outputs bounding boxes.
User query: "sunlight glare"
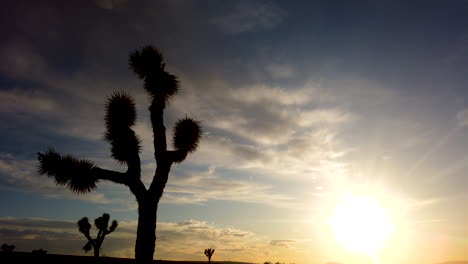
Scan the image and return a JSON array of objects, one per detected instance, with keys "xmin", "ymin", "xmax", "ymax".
[{"xmin": 329, "ymin": 194, "xmax": 395, "ymax": 255}]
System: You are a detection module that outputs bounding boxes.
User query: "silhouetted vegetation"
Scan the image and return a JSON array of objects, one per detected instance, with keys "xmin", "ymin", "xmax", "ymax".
[
  {"xmin": 37, "ymin": 45, "xmax": 202, "ymax": 264},
  {"xmin": 0, "ymin": 252, "xmax": 255, "ymax": 264},
  {"xmin": 78, "ymin": 213, "xmax": 118, "ymax": 257},
  {"xmin": 1, "ymin": 243, "xmax": 15, "ymax": 252},
  {"xmin": 204, "ymin": 248, "xmax": 215, "ymax": 264},
  {"xmin": 32, "ymin": 248, "xmax": 47, "ymax": 255}
]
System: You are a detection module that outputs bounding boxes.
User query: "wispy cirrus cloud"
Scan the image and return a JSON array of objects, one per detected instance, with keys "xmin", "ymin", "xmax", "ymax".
[
  {"xmin": 94, "ymin": 0, "xmax": 128, "ymax": 10},
  {"xmin": 0, "ymin": 42, "xmax": 48, "ymax": 80},
  {"xmin": 0, "ymin": 89, "xmax": 57, "ymax": 115},
  {"xmin": 456, "ymin": 108, "xmax": 468, "ymax": 127},
  {"xmin": 164, "ymin": 166, "xmax": 294, "ymax": 207},
  {"xmin": 214, "ymin": 1, "xmax": 285, "ymax": 34},
  {"xmin": 269, "ymin": 239, "xmax": 296, "ymax": 247}
]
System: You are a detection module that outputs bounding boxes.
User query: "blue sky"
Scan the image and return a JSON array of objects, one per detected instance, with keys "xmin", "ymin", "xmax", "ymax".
[{"xmin": 1, "ymin": 1, "xmax": 468, "ymax": 264}]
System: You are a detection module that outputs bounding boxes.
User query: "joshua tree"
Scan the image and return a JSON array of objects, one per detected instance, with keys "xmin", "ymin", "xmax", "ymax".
[
  {"xmin": 78, "ymin": 213, "xmax": 118, "ymax": 257},
  {"xmin": 204, "ymin": 248, "xmax": 215, "ymax": 263},
  {"xmin": 37, "ymin": 45, "xmax": 202, "ymax": 264}
]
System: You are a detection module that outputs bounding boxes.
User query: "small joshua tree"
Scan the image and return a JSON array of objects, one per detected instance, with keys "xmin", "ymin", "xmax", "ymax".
[
  {"xmin": 78, "ymin": 213, "xmax": 118, "ymax": 257},
  {"xmin": 37, "ymin": 45, "xmax": 202, "ymax": 264},
  {"xmin": 204, "ymin": 248, "xmax": 215, "ymax": 264}
]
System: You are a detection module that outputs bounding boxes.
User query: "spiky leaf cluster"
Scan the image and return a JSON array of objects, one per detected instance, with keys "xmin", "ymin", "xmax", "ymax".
[
  {"xmin": 105, "ymin": 91, "xmax": 136, "ymax": 127},
  {"xmin": 129, "ymin": 45, "xmax": 179, "ymax": 103},
  {"xmin": 37, "ymin": 149, "xmax": 97, "ymax": 193},
  {"xmin": 129, "ymin": 46, "xmax": 163, "ymax": 79},
  {"xmin": 78, "ymin": 217, "xmax": 91, "ymax": 236},
  {"xmin": 95, "ymin": 213, "xmax": 110, "ymax": 230},
  {"xmin": 105, "ymin": 92, "xmax": 141, "ymax": 163},
  {"xmin": 109, "ymin": 220, "xmax": 118, "ymax": 233},
  {"xmin": 173, "ymin": 117, "xmax": 202, "ymax": 157},
  {"xmin": 204, "ymin": 248, "xmax": 215, "ymax": 257},
  {"xmin": 144, "ymin": 72, "xmax": 179, "ymax": 102}
]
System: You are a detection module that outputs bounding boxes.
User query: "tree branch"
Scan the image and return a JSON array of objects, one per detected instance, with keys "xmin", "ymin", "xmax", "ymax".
[
  {"xmin": 37, "ymin": 149, "xmax": 129, "ymax": 193},
  {"xmin": 149, "ymin": 99, "xmax": 167, "ymax": 162},
  {"xmin": 148, "ymin": 162, "xmax": 171, "ymax": 200},
  {"xmin": 84, "ymin": 233, "xmax": 94, "ymax": 247},
  {"xmin": 92, "ymin": 167, "xmax": 128, "ymax": 185},
  {"xmin": 128, "ymin": 177, "xmax": 147, "ymax": 199}
]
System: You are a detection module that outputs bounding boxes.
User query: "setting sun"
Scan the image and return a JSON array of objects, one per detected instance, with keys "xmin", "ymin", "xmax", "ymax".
[{"xmin": 329, "ymin": 194, "xmax": 395, "ymax": 255}]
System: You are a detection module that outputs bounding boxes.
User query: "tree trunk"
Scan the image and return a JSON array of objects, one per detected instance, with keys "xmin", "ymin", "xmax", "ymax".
[
  {"xmin": 135, "ymin": 198, "xmax": 157, "ymax": 264},
  {"xmin": 93, "ymin": 247, "xmax": 100, "ymax": 258}
]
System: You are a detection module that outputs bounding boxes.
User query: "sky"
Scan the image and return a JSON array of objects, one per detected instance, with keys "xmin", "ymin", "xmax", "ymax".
[{"xmin": 1, "ymin": 0, "xmax": 468, "ymax": 264}]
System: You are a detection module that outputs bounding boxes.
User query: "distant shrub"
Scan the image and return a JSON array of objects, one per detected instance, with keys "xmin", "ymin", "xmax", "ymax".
[
  {"xmin": 32, "ymin": 248, "xmax": 47, "ymax": 255},
  {"xmin": 1, "ymin": 243, "xmax": 15, "ymax": 252}
]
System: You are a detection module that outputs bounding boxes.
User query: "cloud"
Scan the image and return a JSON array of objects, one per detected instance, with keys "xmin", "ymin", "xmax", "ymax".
[
  {"xmin": 163, "ymin": 166, "xmax": 294, "ymax": 208},
  {"xmin": 173, "ymin": 80, "xmax": 352, "ymax": 146},
  {"xmin": 443, "ymin": 32, "xmax": 468, "ymax": 65},
  {"xmin": 229, "ymin": 85, "xmax": 312, "ymax": 106},
  {"xmin": 406, "ymin": 197, "xmax": 445, "ymax": 209},
  {"xmin": 214, "ymin": 2, "xmax": 285, "ymax": 33},
  {"xmin": 0, "ymin": 89, "xmax": 58, "ymax": 115},
  {"xmin": 94, "ymin": 0, "xmax": 128, "ymax": 10},
  {"xmin": 190, "ymin": 129, "xmax": 351, "ymax": 187},
  {"xmin": 267, "ymin": 63, "xmax": 295, "ymax": 79},
  {"xmin": 165, "ymin": 75, "xmax": 354, "ymax": 193},
  {"xmin": 298, "ymin": 109, "xmax": 353, "ymax": 127},
  {"xmin": 0, "ymin": 217, "xmax": 281, "ymax": 262},
  {"xmin": 456, "ymin": 109, "xmax": 468, "ymax": 127},
  {"xmin": 269, "ymin": 239, "xmax": 296, "ymax": 247},
  {"xmin": 0, "ymin": 42, "xmax": 48, "ymax": 80}
]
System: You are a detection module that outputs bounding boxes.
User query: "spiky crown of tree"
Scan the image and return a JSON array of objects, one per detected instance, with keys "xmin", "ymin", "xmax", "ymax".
[
  {"xmin": 37, "ymin": 45, "xmax": 202, "ymax": 194},
  {"xmin": 129, "ymin": 46, "xmax": 179, "ymax": 103},
  {"xmin": 204, "ymin": 248, "xmax": 215, "ymax": 257}
]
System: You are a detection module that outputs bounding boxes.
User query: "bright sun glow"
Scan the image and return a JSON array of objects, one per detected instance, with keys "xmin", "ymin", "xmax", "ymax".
[{"xmin": 329, "ymin": 194, "xmax": 395, "ymax": 255}]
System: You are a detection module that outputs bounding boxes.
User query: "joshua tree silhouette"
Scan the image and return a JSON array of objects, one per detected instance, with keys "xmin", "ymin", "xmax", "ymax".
[
  {"xmin": 204, "ymin": 248, "xmax": 215, "ymax": 263},
  {"xmin": 78, "ymin": 213, "xmax": 118, "ymax": 257},
  {"xmin": 37, "ymin": 45, "xmax": 202, "ymax": 264}
]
